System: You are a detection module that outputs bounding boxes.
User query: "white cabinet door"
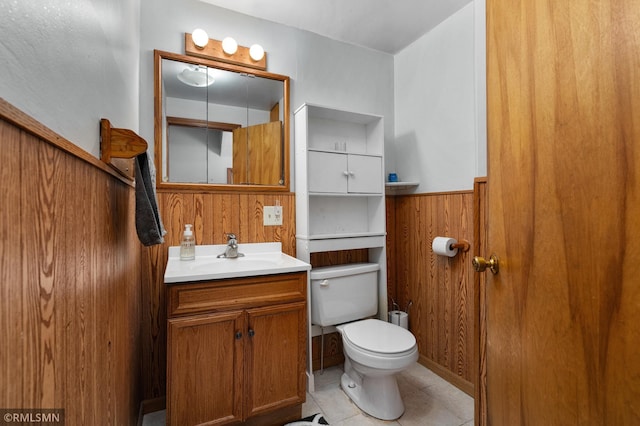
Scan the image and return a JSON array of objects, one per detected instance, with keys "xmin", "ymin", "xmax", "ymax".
[
  {"xmin": 308, "ymin": 152, "xmax": 382, "ymax": 194},
  {"xmin": 347, "ymin": 155, "xmax": 382, "ymax": 193},
  {"xmin": 308, "ymin": 151, "xmax": 348, "ymax": 193}
]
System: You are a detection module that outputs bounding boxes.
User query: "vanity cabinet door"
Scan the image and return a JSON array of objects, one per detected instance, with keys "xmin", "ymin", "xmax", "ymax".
[
  {"xmin": 167, "ymin": 311, "xmax": 245, "ymax": 426},
  {"xmin": 244, "ymin": 301, "xmax": 307, "ymax": 418}
]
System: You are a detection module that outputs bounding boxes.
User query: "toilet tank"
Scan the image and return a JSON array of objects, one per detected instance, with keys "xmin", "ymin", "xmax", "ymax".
[{"xmin": 310, "ymin": 263, "xmax": 379, "ymax": 326}]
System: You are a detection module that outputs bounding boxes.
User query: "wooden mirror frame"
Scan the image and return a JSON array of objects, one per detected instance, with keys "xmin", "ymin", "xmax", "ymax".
[{"xmin": 154, "ymin": 49, "xmax": 290, "ymax": 192}]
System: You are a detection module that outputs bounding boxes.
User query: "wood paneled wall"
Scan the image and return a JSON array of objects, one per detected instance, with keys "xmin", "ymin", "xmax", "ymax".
[
  {"xmin": 140, "ymin": 191, "xmax": 297, "ymax": 399},
  {"xmin": 388, "ymin": 191, "xmax": 475, "ymax": 394},
  {"xmin": 0, "ymin": 98, "xmax": 481, "ymax": 416},
  {"xmin": 140, "ymin": 185, "xmax": 480, "ymax": 398},
  {"xmin": 0, "ymin": 100, "xmax": 142, "ymax": 424}
]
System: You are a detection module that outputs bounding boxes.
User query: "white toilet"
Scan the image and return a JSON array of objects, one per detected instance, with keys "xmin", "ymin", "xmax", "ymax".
[{"xmin": 310, "ymin": 263, "xmax": 418, "ymax": 420}]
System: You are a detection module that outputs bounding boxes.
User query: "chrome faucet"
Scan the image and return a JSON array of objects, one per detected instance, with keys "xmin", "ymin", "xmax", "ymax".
[{"xmin": 217, "ymin": 233, "xmax": 244, "ymax": 258}]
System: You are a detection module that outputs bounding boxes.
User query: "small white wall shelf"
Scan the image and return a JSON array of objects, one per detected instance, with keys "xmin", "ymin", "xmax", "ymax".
[
  {"xmin": 385, "ymin": 181, "xmax": 419, "ymax": 194},
  {"xmin": 294, "ymin": 103, "xmax": 388, "ymax": 393}
]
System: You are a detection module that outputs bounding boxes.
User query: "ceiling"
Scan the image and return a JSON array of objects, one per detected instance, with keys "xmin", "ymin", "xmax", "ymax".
[{"xmin": 198, "ymin": 0, "xmax": 473, "ymax": 54}]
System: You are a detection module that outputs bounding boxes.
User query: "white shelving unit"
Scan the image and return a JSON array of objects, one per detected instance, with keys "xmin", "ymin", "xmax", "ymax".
[{"xmin": 294, "ymin": 103, "xmax": 387, "ymax": 392}]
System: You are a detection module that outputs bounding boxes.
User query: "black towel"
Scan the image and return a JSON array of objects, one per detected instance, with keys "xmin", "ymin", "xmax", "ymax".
[{"xmin": 135, "ymin": 152, "xmax": 166, "ymax": 246}]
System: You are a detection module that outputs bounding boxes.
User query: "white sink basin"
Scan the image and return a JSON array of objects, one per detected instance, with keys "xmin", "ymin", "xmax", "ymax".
[
  {"xmin": 188, "ymin": 257, "xmax": 281, "ymax": 271},
  {"xmin": 164, "ymin": 242, "xmax": 310, "ymax": 283}
]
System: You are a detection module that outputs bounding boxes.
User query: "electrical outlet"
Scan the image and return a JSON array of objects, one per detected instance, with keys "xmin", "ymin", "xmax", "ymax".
[{"xmin": 263, "ymin": 206, "xmax": 283, "ymax": 226}]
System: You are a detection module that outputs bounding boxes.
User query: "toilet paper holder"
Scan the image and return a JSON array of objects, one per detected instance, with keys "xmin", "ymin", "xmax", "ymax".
[{"xmin": 450, "ymin": 239, "xmax": 470, "ymax": 252}]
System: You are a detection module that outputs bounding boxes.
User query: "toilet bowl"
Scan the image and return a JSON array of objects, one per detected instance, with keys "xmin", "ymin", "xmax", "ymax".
[
  {"xmin": 310, "ymin": 263, "xmax": 418, "ymax": 420},
  {"xmin": 336, "ymin": 319, "xmax": 418, "ymax": 420}
]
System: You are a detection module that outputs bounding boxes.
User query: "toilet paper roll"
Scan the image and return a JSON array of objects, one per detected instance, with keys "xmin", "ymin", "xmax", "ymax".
[
  {"xmin": 432, "ymin": 236, "xmax": 459, "ymax": 257},
  {"xmin": 388, "ymin": 310, "xmax": 409, "ymax": 329}
]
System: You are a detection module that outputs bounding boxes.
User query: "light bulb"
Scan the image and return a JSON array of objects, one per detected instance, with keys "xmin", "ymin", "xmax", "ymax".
[
  {"xmin": 222, "ymin": 37, "xmax": 238, "ymax": 55},
  {"xmin": 191, "ymin": 29, "xmax": 209, "ymax": 49},
  {"xmin": 249, "ymin": 44, "xmax": 264, "ymax": 61}
]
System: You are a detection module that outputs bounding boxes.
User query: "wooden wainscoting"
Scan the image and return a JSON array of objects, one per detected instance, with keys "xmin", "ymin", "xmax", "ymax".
[
  {"xmin": 390, "ymin": 190, "xmax": 475, "ymax": 395},
  {"xmin": 140, "ymin": 191, "xmax": 297, "ymax": 399},
  {"xmin": 0, "ymin": 100, "xmax": 142, "ymax": 424}
]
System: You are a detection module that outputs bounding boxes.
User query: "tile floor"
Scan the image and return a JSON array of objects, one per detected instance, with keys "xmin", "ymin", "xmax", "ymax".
[
  {"xmin": 143, "ymin": 363, "xmax": 474, "ymax": 426},
  {"xmin": 303, "ymin": 363, "xmax": 473, "ymax": 426}
]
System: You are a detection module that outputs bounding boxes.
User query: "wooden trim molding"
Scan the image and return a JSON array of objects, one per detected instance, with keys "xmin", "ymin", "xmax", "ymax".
[
  {"xmin": 166, "ymin": 116, "xmax": 241, "ymax": 131},
  {"xmin": 419, "ymin": 356, "xmax": 474, "ymax": 396},
  {"xmin": 0, "ymin": 98, "xmax": 134, "ymax": 186},
  {"xmin": 473, "ymin": 176, "xmax": 488, "ymax": 426}
]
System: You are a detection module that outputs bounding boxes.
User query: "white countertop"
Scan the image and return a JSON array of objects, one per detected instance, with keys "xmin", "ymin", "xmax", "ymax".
[{"xmin": 164, "ymin": 242, "xmax": 311, "ymax": 283}]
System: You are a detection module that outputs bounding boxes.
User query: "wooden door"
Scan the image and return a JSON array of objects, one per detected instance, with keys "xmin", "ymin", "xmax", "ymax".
[
  {"xmin": 167, "ymin": 311, "xmax": 245, "ymax": 426},
  {"xmin": 232, "ymin": 127, "xmax": 248, "ymax": 184},
  {"xmin": 232, "ymin": 121, "xmax": 282, "ymax": 185},
  {"xmin": 248, "ymin": 120, "xmax": 282, "ymax": 185},
  {"xmin": 485, "ymin": 1, "xmax": 640, "ymax": 424},
  {"xmin": 244, "ymin": 302, "xmax": 307, "ymax": 418}
]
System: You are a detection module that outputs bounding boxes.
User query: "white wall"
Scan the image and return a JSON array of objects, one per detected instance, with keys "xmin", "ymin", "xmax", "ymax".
[
  {"xmin": 138, "ymin": 0, "xmax": 395, "ymax": 182},
  {"xmin": 394, "ymin": 2, "xmax": 486, "ymax": 192},
  {"xmin": 474, "ymin": 0, "xmax": 487, "ymax": 178},
  {"xmin": 0, "ymin": 0, "xmax": 485, "ymax": 189},
  {"xmin": 0, "ymin": 0, "xmax": 141, "ymax": 157}
]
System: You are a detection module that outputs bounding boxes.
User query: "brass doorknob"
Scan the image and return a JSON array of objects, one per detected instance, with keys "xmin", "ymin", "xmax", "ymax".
[{"xmin": 472, "ymin": 254, "xmax": 499, "ymax": 275}]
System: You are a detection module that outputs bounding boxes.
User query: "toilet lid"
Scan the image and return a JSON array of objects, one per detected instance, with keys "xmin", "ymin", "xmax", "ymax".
[{"xmin": 341, "ymin": 319, "xmax": 416, "ymax": 354}]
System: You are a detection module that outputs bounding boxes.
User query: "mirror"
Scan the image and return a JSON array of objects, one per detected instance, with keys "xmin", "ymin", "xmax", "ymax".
[{"xmin": 154, "ymin": 50, "xmax": 290, "ymax": 191}]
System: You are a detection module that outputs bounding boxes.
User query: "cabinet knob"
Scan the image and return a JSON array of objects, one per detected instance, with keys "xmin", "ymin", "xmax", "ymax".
[
  {"xmin": 248, "ymin": 328, "xmax": 255, "ymax": 337},
  {"xmin": 235, "ymin": 331, "xmax": 242, "ymax": 339},
  {"xmin": 349, "ymin": 171, "xmax": 355, "ymax": 176},
  {"xmin": 343, "ymin": 171, "xmax": 350, "ymax": 176}
]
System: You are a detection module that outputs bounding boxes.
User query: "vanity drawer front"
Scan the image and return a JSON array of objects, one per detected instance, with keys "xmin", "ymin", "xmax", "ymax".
[{"xmin": 168, "ymin": 272, "xmax": 307, "ymax": 317}]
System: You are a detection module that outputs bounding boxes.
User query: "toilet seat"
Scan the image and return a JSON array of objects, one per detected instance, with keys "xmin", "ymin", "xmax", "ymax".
[
  {"xmin": 338, "ymin": 319, "xmax": 418, "ymax": 370},
  {"xmin": 341, "ymin": 319, "xmax": 416, "ymax": 354}
]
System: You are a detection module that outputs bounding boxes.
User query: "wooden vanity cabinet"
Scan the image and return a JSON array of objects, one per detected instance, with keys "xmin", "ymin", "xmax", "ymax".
[{"xmin": 166, "ymin": 272, "xmax": 307, "ymax": 426}]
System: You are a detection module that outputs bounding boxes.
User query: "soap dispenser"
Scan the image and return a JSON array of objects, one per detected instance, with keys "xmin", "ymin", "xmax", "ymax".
[{"xmin": 180, "ymin": 224, "xmax": 195, "ymax": 261}]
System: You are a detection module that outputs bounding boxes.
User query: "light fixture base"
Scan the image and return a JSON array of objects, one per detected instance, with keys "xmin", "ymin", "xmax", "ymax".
[{"xmin": 185, "ymin": 33, "xmax": 267, "ymax": 71}]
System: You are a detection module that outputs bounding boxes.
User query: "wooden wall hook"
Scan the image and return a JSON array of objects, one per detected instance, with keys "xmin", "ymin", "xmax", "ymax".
[{"xmin": 100, "ymin": 118, "xmax": 148, "ymax": 179}]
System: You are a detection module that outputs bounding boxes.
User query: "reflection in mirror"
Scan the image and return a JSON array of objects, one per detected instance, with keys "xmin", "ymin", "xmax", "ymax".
[
  {"xmin": 154, "ymin": 50, "xmax": 290, "ymax": 191},
  {"xmin": 166, "ymin": 117, "xmax": 239, "ymax": 184}
]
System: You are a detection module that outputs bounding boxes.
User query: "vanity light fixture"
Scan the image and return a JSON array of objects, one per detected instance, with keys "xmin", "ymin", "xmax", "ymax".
[
  {"xmin": 185, "ymin": 32, "xmax": 267, "ymax": 71},
  {"xmin": 221, "ymin": 37, "xmax": 238, "ymax": 55},
  {"xmin": 191, "ymin": 28, "xmax": 209, "ymax": 49}
]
